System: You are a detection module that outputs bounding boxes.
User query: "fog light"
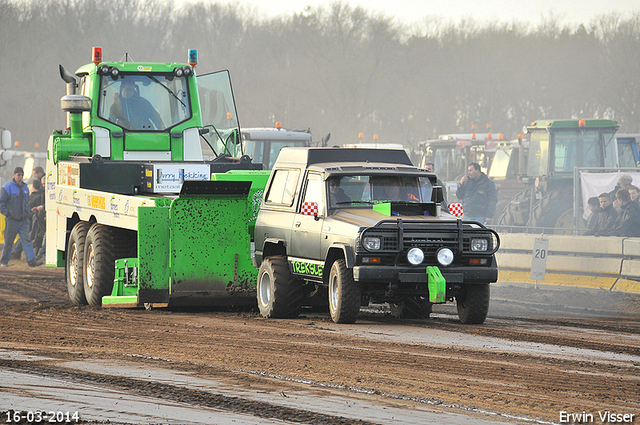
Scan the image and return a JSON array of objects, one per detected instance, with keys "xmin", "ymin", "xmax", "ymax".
[
  {"xmin": 407, "ymin": 248, "xmax": 424, "ymax": 265},
  {"xmin": 436, "ymin": 248, "xmax": 454, "ymax": 266}
]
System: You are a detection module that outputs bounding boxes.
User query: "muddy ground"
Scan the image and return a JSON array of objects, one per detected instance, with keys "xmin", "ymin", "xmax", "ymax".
[{"xmin": 0, "ymin": 263, "xmax": 639, "ymax": 424}]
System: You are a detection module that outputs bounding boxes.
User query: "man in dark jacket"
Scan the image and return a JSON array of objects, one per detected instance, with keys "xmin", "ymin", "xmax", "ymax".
[
  {"xmin": 0, "ymin": 167, "xmax": 42, "ymax": 267},
  {"xmin": 585, "ymin": 193, "xmax": 618, "ymax": 236},
  {"xmin": 612, "ymin": 189, "xmax": 640, "ymax": 237},
  {"xmin": 456, "ymin": 163, "xmax": 497, "ymax": 224}
]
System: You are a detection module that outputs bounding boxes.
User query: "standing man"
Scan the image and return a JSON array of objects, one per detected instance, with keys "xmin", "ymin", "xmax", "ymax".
[
  {"xmin": 0, "ymin": 167, "xmax": 43, "ymax": 267},
  {"xmin": 456, "ymin": 162, "xmax": 497, "ymax": 224}
]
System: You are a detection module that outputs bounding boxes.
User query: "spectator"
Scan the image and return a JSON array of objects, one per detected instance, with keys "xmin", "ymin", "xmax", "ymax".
[
  {"xmin": 628, "ymin": 185, "xmax": 640, "ymax": 207},
  {"xmin": 612, "ymin": 189, "xmax": 640, "ymax": 237},
  {"xmin": 0, "ymin": 167, "xmax": 43, "ymax": 267},
  {"xmin": 585, "ymin": 193, "xmax": 618, "ymax": 236},
  {"xmin": 28, "ymin": 178, "xmax": 46, "ymax": 256},
  {"xmin": 456, "ymin": 162, "xmax": 497, "ymax": 224},
  {"xmin": 609, "ymin": 174, "xmax": 633, "ymax": 201},
  {"xmin": 424, "ymin": 162, "xmax": 448, "ymax": 209},
  {"xmin": 32, "ymin": 166, "xmax": 45, "ymax": 184},
  {"xmin": 10, "ymin": 166, "xmax": 47, "ymax": 260},
  {"xmin": 585, "ymin": 196, "xmax": 601, "ymax": 232}
]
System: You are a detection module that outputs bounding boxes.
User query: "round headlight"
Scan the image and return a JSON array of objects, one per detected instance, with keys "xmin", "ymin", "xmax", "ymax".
[
  {"xmin": 436, "ymin": 248, "xmax": 454, "ymax": 266},
  {"xmin": 407, "ymin": 248, "xmax": 424, "ymax": 265}
]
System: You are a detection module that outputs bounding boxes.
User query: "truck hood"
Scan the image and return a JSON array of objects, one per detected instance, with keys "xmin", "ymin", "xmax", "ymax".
[{"xmin": 328, "ymin": 207, "xmax": 449, "ymax": 229}]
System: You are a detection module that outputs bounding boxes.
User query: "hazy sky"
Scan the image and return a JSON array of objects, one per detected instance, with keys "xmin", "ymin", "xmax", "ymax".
[{"xmin": 177, "ymin": 0, "xmax": 639, "ymax": 26}]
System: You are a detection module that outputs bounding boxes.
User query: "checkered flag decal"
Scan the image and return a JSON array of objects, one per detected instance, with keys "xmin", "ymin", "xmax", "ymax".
[
  {"xmin": 301, "ymin": 201, "xmax": 318, "ymax": 216},
  {"xmin": 449, "ymin": 202, "xmax": 463, "ymax": 217}
]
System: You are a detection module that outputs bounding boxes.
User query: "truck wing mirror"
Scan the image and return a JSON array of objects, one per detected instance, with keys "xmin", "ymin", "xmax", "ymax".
[
  {"xmin": 301, "ymin": 201, "xmax": 319, "ymax": 218},
  {"xmin": 432, "ymin": 186, "xmax": 444, "ymax": 204}
]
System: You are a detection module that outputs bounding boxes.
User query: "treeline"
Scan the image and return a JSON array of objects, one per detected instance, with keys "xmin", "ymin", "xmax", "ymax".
[{"xmin": 1, "ymin": 0, "xmax": 639, "ymax": 152}]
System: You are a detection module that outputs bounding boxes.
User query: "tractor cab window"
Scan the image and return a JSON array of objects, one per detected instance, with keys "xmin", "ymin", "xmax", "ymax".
[
  {"xmin": 98, "ymin": 74, "xmax": 191, "ymax": 131},
  {"xmin": 553, "ymin": 129, "xmax": 617, "ymax": 173},
  {"xmin": 527, "ymin": 132, "xmax": 549, "ymax": 177}
]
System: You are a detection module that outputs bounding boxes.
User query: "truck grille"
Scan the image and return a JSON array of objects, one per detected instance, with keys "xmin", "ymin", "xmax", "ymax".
[{"xmin": 360, "ymin": 220, "xmax": 498, "ymax": 265}]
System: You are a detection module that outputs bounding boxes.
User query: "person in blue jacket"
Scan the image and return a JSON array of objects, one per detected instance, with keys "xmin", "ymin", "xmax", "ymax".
[
  {"xmin": 456, "ymin": 162, "xmax": 498, "ymax": 224},
  {"xmin": 0, "ymin": 167, "xmax": 43, "ymax": 267}
]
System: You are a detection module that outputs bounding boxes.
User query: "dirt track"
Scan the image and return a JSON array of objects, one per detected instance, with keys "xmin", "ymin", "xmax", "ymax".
[{"xmin": 1, "ymin": 264, "xmax": 639, "ymax": 424}]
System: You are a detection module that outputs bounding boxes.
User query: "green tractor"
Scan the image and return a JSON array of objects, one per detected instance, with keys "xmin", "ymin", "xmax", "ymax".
[
  {"xmin": 498, "ymin": 119, "xmax": 620, "ymax": 232},
  {"xmin": 46, "ymin": 47, "xmax": 270, "ymax": 308}
]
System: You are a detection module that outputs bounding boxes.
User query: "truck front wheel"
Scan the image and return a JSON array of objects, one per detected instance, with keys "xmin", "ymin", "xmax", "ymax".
[
  {"xmin": 257, "ymin": 256, "xmax": 302, "ymax": 318},
  {"xmin": 456, "ymin": 283, "xmax": 490, "ymax": 324},
  {"xmin": 66, "ymin": 222, "xmax": 90, "ymax": 305},
  {"xmin": 328, "ymin": 259, "xmax": 361, "ymax": 324}
]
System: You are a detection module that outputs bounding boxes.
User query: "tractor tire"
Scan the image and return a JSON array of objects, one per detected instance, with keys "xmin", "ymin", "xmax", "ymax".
[
  {"xmin": 497, "ymin": 189, "xmax": 530, "ymax": 228},
  {"xmin": 389, "ymin": 297, "xmax": 432, "ymax": 319},
  {"xmin": 328, "ymin": 259, "xmax": 361, "ymax": 324},
  {"xmin": 257, "ymin": 256, "xmax": 303, "ymax": 318},
  {"xmin": 83, "ymin": 224, "xmax": 137, "ymax": 306},
  {"xmin": 527, "ymin": 187, "xmax": 573, "ymax": 232},
  {"xmin": 66, "ymin": 221, "xmax": 90, "ymax": 305},
  {"xmin": 456, "ymin": 283, "xmax": 490, "ymax": 324}
]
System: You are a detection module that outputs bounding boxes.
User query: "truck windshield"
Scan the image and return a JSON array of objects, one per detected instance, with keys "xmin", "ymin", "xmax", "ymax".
[
  {"xmin": 98, "ymin": 74, "xmax": 191, "ymax": 131},
  {"xmin": 328, "ymin": 175, "xmax": 433, "ymax": 207}
]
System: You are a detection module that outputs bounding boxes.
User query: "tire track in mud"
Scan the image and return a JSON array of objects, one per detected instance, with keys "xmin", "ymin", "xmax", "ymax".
[
  {"xmin": 1, "ymin": 266, "xmax": 639, "ymax": 424},
  {"xmin": 0, "ymin": 358, "xmax": 377, "ymax": 425}
]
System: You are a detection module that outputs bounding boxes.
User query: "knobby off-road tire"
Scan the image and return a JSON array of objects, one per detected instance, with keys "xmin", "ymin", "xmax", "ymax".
[
  {"xmin": 528, "ymin": 187, "xmax": 573, "ymax": 233},
  {"xmin": 257, "ymin": 256, "xmax": 303, "ymax": 318},
  {"xmin": 456, "ymin": 283, "xmax": 490, "ymax": 324},
  {"xmin": 83, "ymin": 224, "xmax": 137, "ymax": 306},
  {"xmin": 66, "ymin": 221, "xmax": 91, "ymax": 305},
  {"xmin": 497, "ymin": 189, "xmax": 531, "ymax": 228},
  {"xmin": 389, "ymin": 296, "xmax": 433, "ymax": 319},
  {"xmin": 328, "ymin": 259, "xmax": 361, "ymax": 324}
]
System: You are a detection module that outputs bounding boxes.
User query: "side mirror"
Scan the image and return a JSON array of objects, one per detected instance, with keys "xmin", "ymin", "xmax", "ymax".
[
  {"xmin": 432, "ymin": 186, "xmax": 444, "ymax": 204},
  {"xmin": 301, "ymin": 201, "xmax": 319, "ymax": 218}
]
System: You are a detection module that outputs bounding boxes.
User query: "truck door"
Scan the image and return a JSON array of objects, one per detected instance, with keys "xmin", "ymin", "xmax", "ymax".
[{"xmin": 290, "ymin": 172, "xmax": 324, "ymax": 260}]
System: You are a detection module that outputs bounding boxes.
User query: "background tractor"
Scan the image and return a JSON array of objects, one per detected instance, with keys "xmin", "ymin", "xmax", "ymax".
[{"xmin": 497, "ymin": 119, "xmax": 620, "ymax": 232}]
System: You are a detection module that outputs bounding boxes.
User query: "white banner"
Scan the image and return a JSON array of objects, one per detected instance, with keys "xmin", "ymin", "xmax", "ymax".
[{"xmin": 580, "ymin": 171, "xmax": 640, "ymax": 220}]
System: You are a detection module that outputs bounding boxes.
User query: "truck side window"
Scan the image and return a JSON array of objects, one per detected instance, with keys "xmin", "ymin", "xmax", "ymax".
[
  {"xmin": 302, "ymin": 174, "xmax": 324, "ymax": 213},
  {"xmin": 265, "ymin": 169, "xmax": 300, "ymax": 206}
]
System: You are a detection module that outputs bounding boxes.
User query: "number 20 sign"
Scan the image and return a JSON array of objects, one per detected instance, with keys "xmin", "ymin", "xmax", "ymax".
[{"xmin": 530, "ymin": 238, "xmax": 549, "ymax": 281}]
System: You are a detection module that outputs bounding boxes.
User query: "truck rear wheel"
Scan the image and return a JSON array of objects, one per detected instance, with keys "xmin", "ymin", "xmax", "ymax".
[
  {"xmin": 389, "ymin": 297, "xmax": 432, "ymax": 319},
  {"xmin": 257, "ymin": 256, "xmax": 303, "ymax": 318},
  {"xmin": 328, "ymin": 259, "xmax": 360, "ymax": 324},
  {"xmin": 66, "ymin": 222, "xmax": 90, "ymax": 305},
  {"xmin": 456, "ymin": 283, "xmax": 490, "ymax": 324},
  {"xmin": 83, "ymin": 224, "xmax": 137, "ymax": 306}
]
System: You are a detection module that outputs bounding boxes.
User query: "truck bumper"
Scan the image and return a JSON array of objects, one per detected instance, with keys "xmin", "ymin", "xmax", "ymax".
[{"xmin": 352, "ymin": 265, "xmax": 498, "ymax": 284}]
